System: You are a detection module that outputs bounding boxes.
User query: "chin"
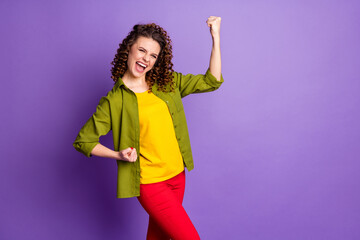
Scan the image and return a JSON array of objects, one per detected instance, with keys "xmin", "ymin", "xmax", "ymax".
[{"xmin": 133, "ymin": 68, "xmax": 150, "ymax": 78}]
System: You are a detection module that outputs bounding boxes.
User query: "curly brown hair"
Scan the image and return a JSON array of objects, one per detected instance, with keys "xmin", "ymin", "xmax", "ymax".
[{"xmin": 110, "ymin": 23, "xmax": 174, "ymax": 92}]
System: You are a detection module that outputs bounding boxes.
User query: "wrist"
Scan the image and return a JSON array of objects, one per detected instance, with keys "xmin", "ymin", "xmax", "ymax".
[
  {"xmin": 113, "ymin": 151, "xmax": 121, "ymax": 160},
  {"xmin": 212, "ymin": 34, "xmax": 220, "ymax": 43}
]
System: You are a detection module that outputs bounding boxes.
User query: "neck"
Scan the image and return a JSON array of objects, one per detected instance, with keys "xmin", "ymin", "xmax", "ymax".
[
  {"xmin": 122, "ymin": 71, "xmax": 146, "ymax": 86},
  {"xmin": 122, "ymin": 71, "xmax": 149, "ymax": 92}
]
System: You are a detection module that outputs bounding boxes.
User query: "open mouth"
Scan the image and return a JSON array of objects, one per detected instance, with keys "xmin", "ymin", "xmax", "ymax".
[{"xmin": 136, "ymin": 61, "xmax": 147, "ymax": 70}]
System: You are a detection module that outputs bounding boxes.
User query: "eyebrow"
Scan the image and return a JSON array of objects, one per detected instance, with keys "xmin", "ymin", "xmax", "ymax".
[{"xmin": 139, "ymin": 47, "xmax": 159, "ymax": 57}]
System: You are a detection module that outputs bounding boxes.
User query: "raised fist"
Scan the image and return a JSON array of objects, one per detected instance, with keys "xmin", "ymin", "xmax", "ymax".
[{"xmin": 206, "ymin": 16, "xmax": 221, "ymax": 37}]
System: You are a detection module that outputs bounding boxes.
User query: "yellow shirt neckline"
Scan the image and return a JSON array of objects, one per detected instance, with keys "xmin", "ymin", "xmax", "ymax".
[{"xmin": 134, "ymin": 90, "xmax": 150, "ymax": 95}]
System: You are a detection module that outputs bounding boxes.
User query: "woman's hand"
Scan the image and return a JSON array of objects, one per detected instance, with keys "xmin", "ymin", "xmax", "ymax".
[
  {"xmin": 206, "ymin": 16, "xmax": 221, "ymax": 38},
  {"xmin": 118, "ymin": 147, "xmax": 137, "ymax": 162}
]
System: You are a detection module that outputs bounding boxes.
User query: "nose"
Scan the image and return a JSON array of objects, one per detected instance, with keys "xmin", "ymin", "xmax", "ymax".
[{"xmin": 142, "ymin": 53, "xmax": 150, "ymax": 62}]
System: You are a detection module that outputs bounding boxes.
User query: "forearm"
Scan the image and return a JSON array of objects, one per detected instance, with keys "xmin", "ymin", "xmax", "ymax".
[
  {"xmin": 209, "ymin": 35, "xmax": 222, "ymax": 81},
  {"xmin": 90, "ymin": 143, "xmax": 120, "ymax": 160}
]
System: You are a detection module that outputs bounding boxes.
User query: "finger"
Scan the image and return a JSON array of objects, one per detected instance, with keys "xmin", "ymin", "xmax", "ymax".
[
  {"xmin": 208, "ymin": 16, "xmax": 221, "ymax": 22},
  {"xmin": 123, "ymin": 154, "xmax": 131, "ymax": 162},
  {"xmin": 208, "ymin": 17, "xmax": 217, "ymax": 23},
  {"xmin": 207, "ymin": 20, "xmax": 217, "ymax": 26},
  {"xmin": 127, "ymin": 155, "xmax": 134, "ymax": 162},
  {"xmin": 207, "ymin": 17, "xmax": 216, "ymax": 22},
  {"xmin": 128, "ymin": 147, "xmax": 137, "ymax": 155},
  {"xmin": 129, "ymin": 149, "xmax": 137, "ymax": 162},
  {"xmin": 122, "ymin": 147, "xmax": 132, "ymax": 155},
  {"xmin": 130, "ymin": 154, "xmax": 136, "ymax": 162},
  {"xmin": 208, "ymin": 19, "xmax": 220, "ymax": 25},
  {"xmin": 120, "ymin": 147, "xmax": 133, "ymax": 161}
]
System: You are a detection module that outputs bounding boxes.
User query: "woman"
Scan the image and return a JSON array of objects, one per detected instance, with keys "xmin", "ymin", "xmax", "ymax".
[{"xmin": 73, "ymin": 16, "xmax": 223, "ymax": 240}]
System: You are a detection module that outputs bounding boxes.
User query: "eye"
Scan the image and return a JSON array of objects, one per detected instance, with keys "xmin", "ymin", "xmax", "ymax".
[
  {"xmin": 152, "ymin": 55, "xmax": 157, "ymax": 59},
  {"xmin": 139, "ymin": 49, "xmax": 145, "ymax": 52}
]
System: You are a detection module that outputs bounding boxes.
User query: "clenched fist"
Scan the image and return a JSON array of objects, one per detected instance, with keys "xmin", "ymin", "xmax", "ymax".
[
  {"xmin": 118, "ymin": 147, "xmax": 137, "ymax": 162},
  {"xmin": 206, "ymin": 16, "xmax": 221, "ymax": 38}
]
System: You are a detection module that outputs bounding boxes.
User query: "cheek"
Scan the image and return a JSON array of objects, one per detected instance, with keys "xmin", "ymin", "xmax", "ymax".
[
  {"xmin": 126, "ymin": 59, "xmax": 131, "ymax": 69},
  {"xmin": 127, "ymin": 49, "xmax": 136, "ymax": 60},
  {"xmin": 127, "ymin": 52, "xmax": 135, "ymax": 68}
]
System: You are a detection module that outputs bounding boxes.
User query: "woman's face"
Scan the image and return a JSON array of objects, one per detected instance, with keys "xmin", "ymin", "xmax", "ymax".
[{"xmin": 126, "ymin": 36, "xmax": 161, "ymax": 79}]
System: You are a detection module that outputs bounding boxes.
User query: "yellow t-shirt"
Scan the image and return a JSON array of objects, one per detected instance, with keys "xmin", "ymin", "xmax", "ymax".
[{"xmin": 135, "ymin": 90, "xmax": 184, "ymax": 184}]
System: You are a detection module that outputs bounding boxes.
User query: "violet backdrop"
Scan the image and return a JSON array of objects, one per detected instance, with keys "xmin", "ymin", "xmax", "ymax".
[{"xmin": 1, "ymin": 0, "xmax": 360, "ymax": 239}]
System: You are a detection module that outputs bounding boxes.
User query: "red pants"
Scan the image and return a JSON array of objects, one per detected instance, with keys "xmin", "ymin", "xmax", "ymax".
[{"xmin": 137, "ymin": 171, "xmax": 200, "ymax": 240}]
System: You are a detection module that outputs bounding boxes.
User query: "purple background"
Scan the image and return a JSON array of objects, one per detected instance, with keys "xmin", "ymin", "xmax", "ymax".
[{"xmin": 1, "ymin": 0, "xmax": 360, "ymax": 239}]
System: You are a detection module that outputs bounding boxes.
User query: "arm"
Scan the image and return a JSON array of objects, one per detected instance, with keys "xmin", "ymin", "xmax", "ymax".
[
  {"xmin": 73, "ymin": 96, "xmax": 111, "ymax": 157},
  {"xmin": 91, "ymin": 143, "xmax": 137, "ymax": 162},
  {"xmin": 72, "ymin": 94, "xmax": 137, "ymax": 162},
  {"xmin": 206, "ymin": 16, "xmax": 222, "ymax": 81},
  {"xmin": 173, "ymin": 69, "xmax": 224, "ymax": 98},
  {"xmin": 173, "ymin": 16, "xmax": 224, "ymax": 98}
]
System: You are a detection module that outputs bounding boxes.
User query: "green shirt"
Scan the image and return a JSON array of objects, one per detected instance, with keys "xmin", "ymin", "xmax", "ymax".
[{"xmin": 73, "ymin": 68, "xmax": 224, "ymax": 198}]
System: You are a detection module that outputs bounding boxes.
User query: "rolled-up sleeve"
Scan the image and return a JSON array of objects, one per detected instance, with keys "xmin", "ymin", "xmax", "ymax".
[
  {"xmin": 173, "ymin": 68, "xmax": 224, "ymax": 98},
  {"xmin": 73, "ymin": 96, "xmax": 112, "ymax": 157}
]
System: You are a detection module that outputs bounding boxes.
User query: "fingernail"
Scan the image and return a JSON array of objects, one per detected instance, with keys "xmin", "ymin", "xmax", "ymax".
[{"xmin": 131, "ymin": 147, "xmax": 133, "ymax": 150}]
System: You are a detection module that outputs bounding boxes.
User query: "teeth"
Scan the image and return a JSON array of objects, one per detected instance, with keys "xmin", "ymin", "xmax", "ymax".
[{"xmin": 137, "ymin": 62, "xmax": 146, "ymax": 68}]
